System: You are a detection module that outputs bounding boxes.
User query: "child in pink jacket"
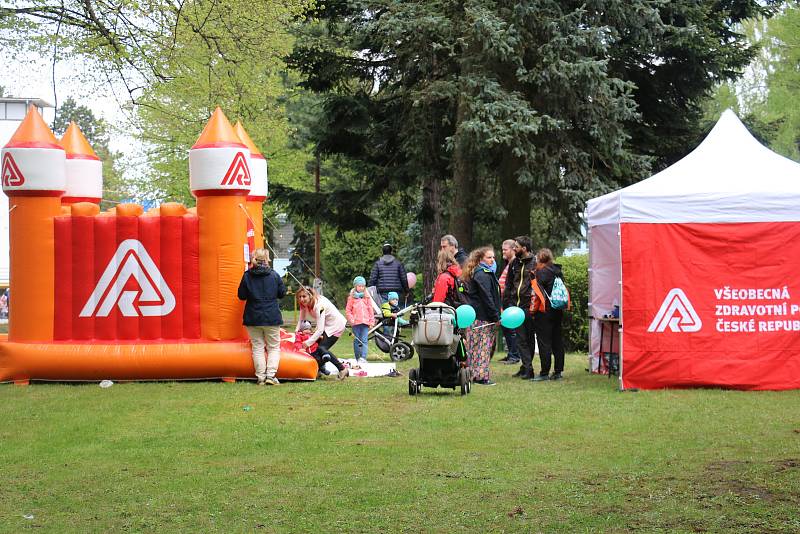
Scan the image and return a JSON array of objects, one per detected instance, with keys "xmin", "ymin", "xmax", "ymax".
[{"xmin": 346, "ymin": 276, "xmax": 377, "ymax": 367}]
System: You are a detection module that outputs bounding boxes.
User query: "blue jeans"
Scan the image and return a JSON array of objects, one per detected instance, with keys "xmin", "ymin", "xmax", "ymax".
[
  {"xmin": 352, "ymin": 324, "xmax": 369, "ymax": 361},
  {"xmin": 502, "ymin": 326, "xmax": 519, "ymax": 358}
]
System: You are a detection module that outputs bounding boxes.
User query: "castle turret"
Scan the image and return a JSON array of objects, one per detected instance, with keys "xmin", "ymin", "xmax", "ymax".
[
  {"xmin": 189, "ymin": 107, "xmax": 250, "ymax": 340},
  {"xmin": 1, "ymin": 105, "xmax": 66, "ymax": 341},
  {"xmin": 60, "ymin": 122, "xmax": 103, "ymax": 204},
  {"xmin": 234, "ymin": 121, "xmax": 267, "ymax": 249}
]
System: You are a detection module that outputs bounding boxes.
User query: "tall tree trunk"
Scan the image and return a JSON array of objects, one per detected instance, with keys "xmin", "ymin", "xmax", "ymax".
[
  {"xmin": 421, "ymin": 174, "xmax": 444, "ymax": 296},
  {"xmin": 450, "ymin": 93, "xmax": 475, "ymax": 250},
  {"xmin": 499, "ymin": 150, "xmax": 530, "ymax": 239}
]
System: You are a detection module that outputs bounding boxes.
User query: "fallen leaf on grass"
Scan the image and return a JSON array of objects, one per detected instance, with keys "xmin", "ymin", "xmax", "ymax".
[{"xmin": 508, "ymin": 506, "xmax": 524, "ymax": 517}]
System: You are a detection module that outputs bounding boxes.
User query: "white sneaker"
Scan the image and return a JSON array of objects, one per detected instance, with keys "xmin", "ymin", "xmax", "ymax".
[{"xmin": 264, "ymin": 376, "xmax": 280, "ymax": 386}]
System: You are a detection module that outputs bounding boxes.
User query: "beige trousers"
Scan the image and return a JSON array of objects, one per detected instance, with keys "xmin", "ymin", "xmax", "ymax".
[{"xmin": 246, "ymin": 325, "xmax": 281, "ymax": 380}]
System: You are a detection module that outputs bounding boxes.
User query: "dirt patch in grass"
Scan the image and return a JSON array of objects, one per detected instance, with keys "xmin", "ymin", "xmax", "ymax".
[
  {"xmin": 610, "ymin": 459, "xmax": 800, "ymax": 532},
  {"xmin": 774, "ymin": 458, "xmax": 800, "ymax": 471},
  {"xmin": 704, "ymin": 460, "xmax": 776, "ymax": 502}
]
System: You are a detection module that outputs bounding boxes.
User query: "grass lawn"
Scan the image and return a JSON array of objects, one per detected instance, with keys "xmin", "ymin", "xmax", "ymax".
[{"xmin": 1, "ymin": 352, "xmax": 799, "ymax": 532}]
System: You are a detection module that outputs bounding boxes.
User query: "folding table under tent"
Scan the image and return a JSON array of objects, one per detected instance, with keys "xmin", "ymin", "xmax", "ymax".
[{"xmin": 586, "ymin": 109, "xmax": 800, "ymax": 390}]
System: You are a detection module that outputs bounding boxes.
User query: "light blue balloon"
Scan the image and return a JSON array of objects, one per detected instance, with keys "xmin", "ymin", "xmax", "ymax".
[
  {"xmin": 500, "ymin": 306, "xmax": 525, "ymax": 329},
  {"xmin": 456, "ymin": 304, "xmax": 477, "ymax": 328}
]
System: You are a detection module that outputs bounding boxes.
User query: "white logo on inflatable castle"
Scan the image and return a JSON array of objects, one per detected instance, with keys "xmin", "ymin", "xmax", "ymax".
[
  {"xmin": 80, "ymin": 239, "xmax": 176, "ymax": 318},
  {"xmin": 647, "ymin": 288, "xmax": 702, "ymax": 333}
]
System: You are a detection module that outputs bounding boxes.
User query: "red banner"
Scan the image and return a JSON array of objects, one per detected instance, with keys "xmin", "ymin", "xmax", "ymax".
[
  {"xmin": 54, "ymin": 215, "xmax": 201, "ymax": 341},
  {"xmin": 621, "ymin": 222, "xmax": 800, "ymax": 390}
]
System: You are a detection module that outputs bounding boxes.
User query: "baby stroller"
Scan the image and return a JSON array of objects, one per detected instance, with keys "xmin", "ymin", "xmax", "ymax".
[
  {"xmin": 407, "ymin": 302, "xmax": 471, "ymax": 396},
  {"xmin": 363, "ymin": 287, "xmax": 414, "ymax": 362}
]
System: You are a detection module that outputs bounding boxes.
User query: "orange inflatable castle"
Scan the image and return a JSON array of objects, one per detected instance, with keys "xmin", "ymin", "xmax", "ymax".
[{"xmin": 0, "ymin": 106, "xmax": 317, "ymax": 383}]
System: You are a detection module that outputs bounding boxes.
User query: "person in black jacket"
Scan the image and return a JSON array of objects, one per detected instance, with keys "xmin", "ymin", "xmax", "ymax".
[
  {"xmin": 368, "ymin": 243, "xmax": 409, "ymax": 303},
  {"xmin": 531, "ymin": 248, "xmax": 566, "ymax": 381},
  {"xmin": 462, "ymin": 246, "xmax": 501, "ymax": 385},
  {"xmin": 238, "ymin": 248, "xmax": 287, "ymax": 386},
  {"xmin": 440, "ymin": 234, "xmax": 468, "ymax": 267},
  {"xmin": 504, "ymin": 236, "xmax": 538, "ymax": 379}
]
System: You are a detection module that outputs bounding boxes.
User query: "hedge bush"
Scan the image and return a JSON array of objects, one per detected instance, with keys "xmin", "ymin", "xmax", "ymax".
[{"xmin": 557, "ymin": 254, "xmax": 589, "ymax": 352}]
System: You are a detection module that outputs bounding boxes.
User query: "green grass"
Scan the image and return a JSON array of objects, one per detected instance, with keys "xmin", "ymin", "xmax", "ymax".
[{"xmin": 1, "ymin": 353, "xmax": 799, "ymax": 532}]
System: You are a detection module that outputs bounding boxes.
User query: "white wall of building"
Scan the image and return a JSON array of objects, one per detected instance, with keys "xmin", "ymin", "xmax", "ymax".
[
  {"xmin": 0, "ymin": 121, "xmax": 17, "ymax": 287},
  {"xmin": 0, "ymin": 100, "xmax": 54, "ymax": 287}
]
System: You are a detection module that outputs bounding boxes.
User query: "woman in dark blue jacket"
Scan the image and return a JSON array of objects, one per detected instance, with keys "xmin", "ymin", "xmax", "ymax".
[{"xmin": 238, "ymin": 248, "xmax": 287, "ymax": 385}]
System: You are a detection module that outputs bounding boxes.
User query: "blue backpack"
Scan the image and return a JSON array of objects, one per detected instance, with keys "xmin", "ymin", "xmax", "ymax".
[{"xmin": 544, "ymin": 276, "xmax": 570, "ymax": 310}]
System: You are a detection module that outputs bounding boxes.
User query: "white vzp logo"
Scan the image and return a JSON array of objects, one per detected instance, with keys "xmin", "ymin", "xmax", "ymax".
[
  {"xmin": 80, "ymin": 239, "xmax": 176, "ymax": 318},
  {"xmin": 648, "ymin": 288, "xmax": 702, "ymax": 333}
]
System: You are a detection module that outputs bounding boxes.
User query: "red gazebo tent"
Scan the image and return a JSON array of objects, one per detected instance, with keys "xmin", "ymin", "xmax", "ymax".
[{"xmin": 587, "ymin": 110, "xmax": 800, "ymax": 390}]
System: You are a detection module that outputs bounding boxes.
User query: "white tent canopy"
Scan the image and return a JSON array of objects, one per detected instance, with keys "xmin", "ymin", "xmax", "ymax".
[
  {"xmin": 586, "ymin": 110, "xmax": 800, "ymax": 381},
  {"xmin": 588, "ymin": 109, "xmax": 800, "ymax": 225}
]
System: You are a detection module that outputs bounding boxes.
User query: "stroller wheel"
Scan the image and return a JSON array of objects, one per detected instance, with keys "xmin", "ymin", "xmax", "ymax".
[
  {"xmin": 408, "ymin": 368, "xmax": 419, "ymax": 396},
  {"xmin": 390, "ymin": 342, "xmax": 413, "ymax": 362},
  {"xmin": 458, "ymin": 367, "xmax": 468, "ymax": 396}
]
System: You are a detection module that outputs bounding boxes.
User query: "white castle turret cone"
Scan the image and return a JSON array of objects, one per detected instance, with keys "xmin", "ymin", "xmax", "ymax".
[
  {"xmin": 189, "ymin": 107, "xmax": 251, "ymax": 197},
  {"xmin": 2, "ymin": 105, "xmax": 66, "ymax": 196}
]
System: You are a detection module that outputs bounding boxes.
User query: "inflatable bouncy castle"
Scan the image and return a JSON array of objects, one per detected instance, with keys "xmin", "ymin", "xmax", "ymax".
[{"xmin": 0, "ymin": 106, "xmax": 317, "ymax": 384}]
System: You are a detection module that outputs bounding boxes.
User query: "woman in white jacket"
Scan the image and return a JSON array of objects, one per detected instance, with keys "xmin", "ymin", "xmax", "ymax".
[{"xmin": 296, "ymin": 287, "xmax": 349, "ymax": 380}]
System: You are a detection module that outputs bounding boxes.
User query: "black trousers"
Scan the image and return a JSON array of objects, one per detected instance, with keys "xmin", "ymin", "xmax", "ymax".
[
  {"xmin": 514, "ymin": 311, "xmax": 536, "ymax": 376},
  {"xmin": 313, "ymin": 333, "xmax": 345, "ymax": 372},
  {"xmin": 535, "ymin": 309, "xmax": 565, "ymax": 375}
]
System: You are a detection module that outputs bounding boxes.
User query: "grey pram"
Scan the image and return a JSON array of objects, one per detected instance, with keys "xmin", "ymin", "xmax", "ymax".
[{"xmin": 407, "ymin": 302, "xmax": 471, "ymax": 395}]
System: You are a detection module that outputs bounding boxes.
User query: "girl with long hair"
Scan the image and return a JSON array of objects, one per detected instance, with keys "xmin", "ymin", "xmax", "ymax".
[
  {"xmin": 462, "ymin": 246, "xmax": 500, "ymax": 385},
  {"xmin": 431, "ymin": 249, "xmax": 461, "ymax": 305}
]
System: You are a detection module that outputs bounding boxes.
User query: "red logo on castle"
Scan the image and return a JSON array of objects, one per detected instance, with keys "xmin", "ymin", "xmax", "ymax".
[
  {"xmin": 2, "ymin": 153, "xmax": 25, "ymax": 186},
  {"xmin": 220, "ymin": 152, "xmax": 251, "ymax": 186}
]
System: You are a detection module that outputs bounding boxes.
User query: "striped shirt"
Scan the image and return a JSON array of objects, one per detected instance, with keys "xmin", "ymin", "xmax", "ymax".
[{"xmin": 498, "ymin": 264, "xmax": 509, "ymax": 296}]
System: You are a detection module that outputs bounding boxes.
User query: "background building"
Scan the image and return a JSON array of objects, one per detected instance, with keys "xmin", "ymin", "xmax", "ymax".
[{"xmin": 270, "ymin": 213, "xmax": 293, "ymax": 277}]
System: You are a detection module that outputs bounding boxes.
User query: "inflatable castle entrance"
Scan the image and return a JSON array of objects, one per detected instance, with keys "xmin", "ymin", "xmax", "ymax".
[{"xmin": 0, "ymin": 106, "xmax": 317, "ymax": 383}]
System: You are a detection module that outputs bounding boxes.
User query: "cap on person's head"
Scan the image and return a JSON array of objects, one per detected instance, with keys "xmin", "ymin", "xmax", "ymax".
[
  {"xmin": 353, "ymin": 276, "xmax": 366, "ymax": 286},
  {"xmin": 388, "ymin": 291, "xmax": 399, "ymax": 301},
  {"xmin": 382, "ymin": 243, "xmax": 392, "ymax": 255},
  {"xmin": 299, "ymin": 320, "xmax": 312, "ymax": 331}
]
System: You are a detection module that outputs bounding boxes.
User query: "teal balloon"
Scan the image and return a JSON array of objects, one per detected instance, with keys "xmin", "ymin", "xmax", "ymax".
[
  {"xmin": 456, "ymin": 304, "xmax": 477, "ymax": 328},
  {"xmin": 501, "ymin": 306, "xmax": 525, "ymax": 329}
]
